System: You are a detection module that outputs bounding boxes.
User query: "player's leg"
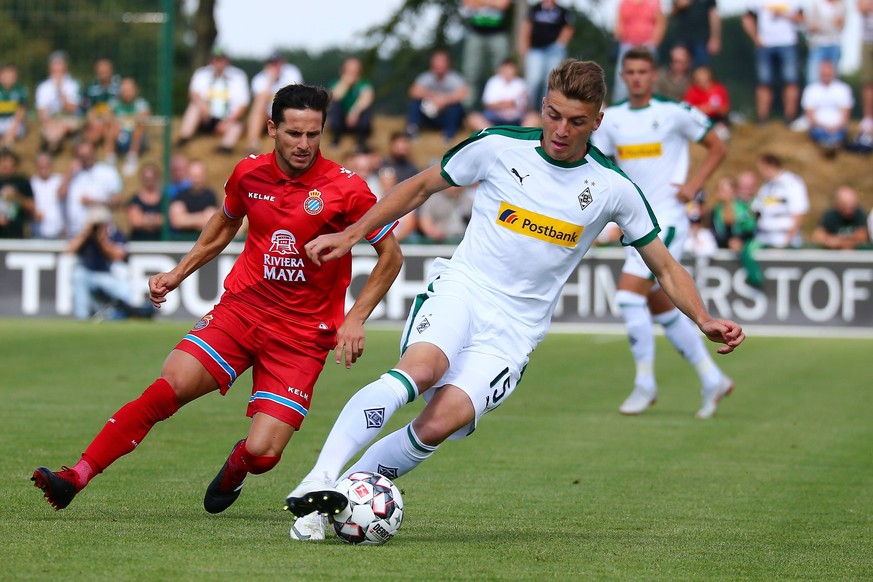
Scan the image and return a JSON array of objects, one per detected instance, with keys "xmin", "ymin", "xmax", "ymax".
[{"xmin": 616, "ymin": 260, "xmax": 657, "ymax": 414}]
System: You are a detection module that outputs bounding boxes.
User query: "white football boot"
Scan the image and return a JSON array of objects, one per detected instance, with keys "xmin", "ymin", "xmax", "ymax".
[
  {"xmin": 285, "ymin": 471, "xmax": 348, "ymax": 518},
  {"xmin": 696, "ymin": 376, "xmax": 734, "ymax": 419},
  {"xmin": 289, "ymin": 512, "xmax": 327, "ymax": 541},
  {"xmin": 619, "ymin": 384, "xmax": 657, "ymax": 415}
]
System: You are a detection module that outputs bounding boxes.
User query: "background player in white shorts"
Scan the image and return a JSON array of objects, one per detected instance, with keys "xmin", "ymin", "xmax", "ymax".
[
  {"xmin": 593, "ymin": 47, "xmax": 732, "ymax": 419},
  {"xmin": 284, "ymin": 59, "xmax": 745, "ymax": 540}
]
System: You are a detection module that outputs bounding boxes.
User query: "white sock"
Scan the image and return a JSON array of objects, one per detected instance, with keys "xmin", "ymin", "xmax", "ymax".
[
  {"xmin": 653, "ymin": 308, "xmax": 724, "ymax": 390},
  {"xmin": 304, "ymin": 370, "xmax": 417, "ymax": 483},
  {"xmin": 616, "ymin": 289, "xmax": 655, "ymax": 391},
  {"xmin": 342, "ymin": 423, "xmax": 437, "ymax": 482}
]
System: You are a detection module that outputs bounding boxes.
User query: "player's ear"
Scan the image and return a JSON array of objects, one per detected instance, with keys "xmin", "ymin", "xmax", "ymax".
[
  {"xmin": 267, "ymin": 119, "xmax": 277, "ymax": 138},
  {"xmin": 593, "ymin": 110, "xmax": 604, "ymax": 131}
]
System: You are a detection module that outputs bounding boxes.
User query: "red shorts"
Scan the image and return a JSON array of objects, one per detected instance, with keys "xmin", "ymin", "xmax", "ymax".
[{"xmin": 174, "ymin": 298, "xmax": 335, "ymax": 429}]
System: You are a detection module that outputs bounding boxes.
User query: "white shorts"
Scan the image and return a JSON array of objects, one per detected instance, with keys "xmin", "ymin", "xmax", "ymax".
[
  {"xmin": 621, "ymin": 221, "xmax": 688, "ymax": 283},
  {"xmin": 399, "ymin": 274, "xmax": 529, "ymax": 440}
]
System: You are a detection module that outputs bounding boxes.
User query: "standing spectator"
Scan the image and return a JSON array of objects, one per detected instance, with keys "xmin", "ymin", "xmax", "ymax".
[
  {"xmin": 752, "ymin": 153, "xmax": 809, "ymax": 248},
  {"xmin": 806, "ymin": 0, "xmax": 846, "ymax": 84},
  {"xmin": 382, "ymin": 131, "xmax": 419, "ymax": 183},
  {"xmin": 0, "ymin": 64, "xmax": 28, "ymax": 148},
  {"xmin": 811, "ymin": 186, "xmax": 869, "ymax": 249},
  {"xmin": 710, "ymin": 175, "xmax": 762, "ymax": 286},
  {"xmin": 176, "ymin": 48, "xmax": 250, "ymax": 154},
  {"xmin": 654, "ymin": 45, "xmax": 693, "ymax": 101},
  {"xmin": 684, "ymin": 65, "xmax": 731, "ymax": 140},
  {"xmin": 669, "ymin": 0, "xmax": 721, "ymax": 67},
  {"xmin": 126, "ymin": 162, "xmax": 165, "ymax": 241},
  {"xmin": 858, "ymin": 0, "xmax": 873, "ymax": 142},
  {"xmin": 460, "ymin": 0, "xmax": 512, "ymax": 109},
  {"xmin": 801, "ymin": 60, "xmax": 853, "ymax": 155},
  {"xmin": 245, "ymin": 52, "xmax": 302, "ymax": 153},
  {"xmin": 107, "ymin": 78, "xmax": 151, "ymax": 177},
  {"xmin": 742, "ymin": 0, "xmax": 804, "ymax": 125},
  {"xmin": 328, "ymin": 57, "xmax": 375, "ymax": 149},
  {"xmin": 466, "ymin": 58, "xmax": 529, "ymax": 130},
  {"xmin": 35, "ymin": 51, "xmax": 81, "ymax": 154},
  {"xmin": 519, "ymin": 1, "xmax": 575, "ymax": 110},
  {"xmin": 612, "ymin": 0, "xmax": 667, "ymax": 103},
  {"xmin": 417, "ymin": 185, "xmax": 474, "ymax": 244},
  {"xmin": 30, "ymin": 152, "xmax": 65, "ymax": 239},
  {"xmin": 169, "ymin": 159, "xmax": 217, "ymax": 241},
  {"xmin": 407, "ymin": 50, "xmax": 469, "ymax": 143},
  {"xmin": 82, "ymin": 58, "xmax": 120, "ymax": 153},
  {"xmin": 62, "ymin": 141, "xmax": 123, "ymax": 237},
  {"xmin": 0, "ymin": 149, "xmax": 34, "ymax": 238},
  {"xmin": 736, "ymin": 169, "xmax": 759, "ymax": 202},
  {"xmin": 166, "ymin": 152, "xmax": 191, "ymax": 200}
]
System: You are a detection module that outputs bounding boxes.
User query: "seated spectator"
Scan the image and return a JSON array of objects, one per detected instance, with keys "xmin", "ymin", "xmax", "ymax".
[
  {"xmin": 106, "ymin": 77, "xmax": 150, "ymax": 176},
  {"xmin": 126, "ymin": 162, "xmax": 165, "ymax": 241},
  {"xmin": 466, "ymin": 58, "xmax": 529, "ymax": 131},
  {"xmin": 407, "ymin": 50, "xmax": 469, "ymax": 142},
  {"xmin": 165, "ymin": 152, "xmax": 191, "ymax": 200},
  {"xmin": 30, "ymin": 152, "xmax": 65, "ymax": 239},
  {"xmin": 710, "ymin": 175, "xmax": 761, "ymax": 286},
  {"xmin": 752, "ymin": 153, "xmax": 809, "ymax": 248},
  {"xmin": 82, "ymin": 58, "xmax": 120, "ymax": 153},
  {"xmin": 684, "ymin": 212, "xmax": 718, "ymax": 258},
  {"xmin": 654, "ymin": 44, "xmax": 693, "ymax": 101},
  {"xmin": 382, "ymin": 131, "xmax": 419, "ymax": 183},
  {"xmin": 245, "ymin": 52, "xmax": 302, "ymax": 153},
  {"xmin": 374, "ymin": 165, "xmax": 421, "ymax": 242},
  {"xmin": 683, "ymin": 65, "xmax": 731, "ymax": 140},
  {"xmin": 169, "ymin": 159, "xmax": 217, "ymax": 240},
  {"xmin": 328, "ymin": 57, "xmax": 375, "ymax": 149},
  {"xmin": 68, "ymin": 205, "xmax": 153, "ymax": 321},
  {"xmin": 811, "ymin": 185, "xmax": 869, "ymax": 249},
  {"xmin": 801, "ymin": 60, "xmax": 854, "ymax": 156},
  {"xmin": 0, "ymin": 64, "xmax": 28, "ymax": 148},
  {"xmin": 35, "ymin": 51, "xmax": 82, "ymax": 154},
  {"xmin": 736, "ymin": 169, "xmax": 758, "ymax": 203},
  {"xmin": 176, "ymin": 48, "xmax": 250, "ymax": 154},
  {"xmin": 417, "ymin": 185, "xmax": 474, "ymax": 244},
  {"xmin": 0, "ymin": 149, "xmax": 34, "ymax": 238},
  {"xmin": 519, "ymin": 0, "xmax": 575, "ymax": 111},
  {"xmin": 62, "ymin": 141, "xmax": 123, "ymax": 236},
  {"xmin": 612, "ymin": 0, "xmax": 667, "ymax": 103},
  {"xmin": 341, "ymin": 148, "xmax": 381, "ymax": 194}
]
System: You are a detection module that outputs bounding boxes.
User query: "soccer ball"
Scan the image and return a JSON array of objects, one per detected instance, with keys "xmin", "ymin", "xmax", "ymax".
[{"xmin": 329, "ymin": 471, "xmax": 404, "ymax": 545}]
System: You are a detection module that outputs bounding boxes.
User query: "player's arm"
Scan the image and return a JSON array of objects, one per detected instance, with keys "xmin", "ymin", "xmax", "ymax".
[
  {"xmin": 636, "ymin": 237, "xmax": 745, "ymax": 353},
  {"xmin": 677, "ymin": 128, "xmax": 726, "ymax": 202},
  {"xmin": 149, "ymin": 209, "xmax": 242, "ymax": 307},
  {"xmin": 334, "ymin": 233, "xmax": 403, "ymax": 368},
  {"xmin": 306, "ymin": 165, "xmax": 450, "ymax": 265}
]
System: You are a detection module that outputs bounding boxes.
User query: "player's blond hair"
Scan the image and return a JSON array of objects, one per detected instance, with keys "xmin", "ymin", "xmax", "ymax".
[{"xmin": 547, "ymin": 59, "xmax": 606, "ymax": 107}]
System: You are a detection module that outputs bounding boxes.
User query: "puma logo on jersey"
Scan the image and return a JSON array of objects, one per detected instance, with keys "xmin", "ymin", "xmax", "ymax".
[{"xmin": 511, "ymin": 168, "xmax": 529, "ymax": 185}]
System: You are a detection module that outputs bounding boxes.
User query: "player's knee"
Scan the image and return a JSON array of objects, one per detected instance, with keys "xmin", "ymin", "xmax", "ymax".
[{"xmin": 411, "ymin": 417, "xmax": 453, "ymax": 447}]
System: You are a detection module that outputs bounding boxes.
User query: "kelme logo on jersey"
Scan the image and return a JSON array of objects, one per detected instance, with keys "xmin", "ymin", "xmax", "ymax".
[
  {"xmin": 616, "ymin": 142, "xmax": 663, "ymax": 160},
  {"xmin": 496, "ymin": 201, "xmax": 583, "ymax": 247}
]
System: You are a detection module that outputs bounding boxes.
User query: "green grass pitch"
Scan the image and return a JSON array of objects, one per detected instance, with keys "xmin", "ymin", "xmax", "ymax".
[{"xmin": 1, "ymin": 320, "xmax": 871, "ymax": 580}]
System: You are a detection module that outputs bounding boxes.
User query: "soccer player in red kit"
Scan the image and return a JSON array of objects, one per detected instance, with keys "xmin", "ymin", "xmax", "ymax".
[{"xmin": 32, "ymin": 84, "xmax": 403, "ymax": 513}]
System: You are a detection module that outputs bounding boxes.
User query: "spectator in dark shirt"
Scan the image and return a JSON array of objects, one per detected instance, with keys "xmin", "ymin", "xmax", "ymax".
[
  {"xmin": 381, "ymin": 131, "xmax": 419, "ymax": 183},
  {"xmin": 654, "ymin": 44, "xmax": 693, "ymax": 101},
  {"xmin": 0, "ymin": 148, "xmax": 34, "ymax": 238},
  {"xmin": 669, "ymin": 0, "xmax": 721, "ymax": 67},
  {"xmin": 0, "ymin": 64, "xmax": 28, "ymax": 148},
  {"xmin": 82, "ymin": 58, "xmax": 120, "ymax": 153},
  {"xmin": 169, "ymin": 159, "xmax": 217, "ymax": 241},
  {"xmin": 126, "ymin": 162, "xmax": 165, "ymax": 241},
  {"xmin": 519, "ymin": 1, "xmax": 575, "ymax": 110},
  {"xmin": 811, "ymin": 185, "xmax": 869, "ymax": 249},
  {"xmin": 328, "ymin": 57, "xmax": 375, "ymax": 149}
]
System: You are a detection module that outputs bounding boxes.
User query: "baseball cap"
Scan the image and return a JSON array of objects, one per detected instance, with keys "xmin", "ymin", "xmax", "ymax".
[{"xmin": 266, "ymin": 51, "xmax": 283, "ymax": 63}]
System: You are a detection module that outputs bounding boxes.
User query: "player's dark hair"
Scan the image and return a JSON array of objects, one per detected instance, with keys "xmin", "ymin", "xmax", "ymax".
[
  {"xmin": 622, "ymin": 46, "xmax": 656, "ymax": 67},
  {"xmin": 547, "ymin": 59, "xmax": 606, "ymax": 107},
  {"xmin": 271, "ymin": 84, "xmax": 331, "ymax": 128}
]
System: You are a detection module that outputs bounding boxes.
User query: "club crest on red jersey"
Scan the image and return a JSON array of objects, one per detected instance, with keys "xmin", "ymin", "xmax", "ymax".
[
  {"xmin": 303, "ymin": 189, "xmax": 324, "ymax": 215},
  {"xmin": 269, "ymin": 229, "xmax": 299, "ymax": 254},
  {"xmin": 192, "ymin": 314, "xmax": 213, "ymax": 331}
]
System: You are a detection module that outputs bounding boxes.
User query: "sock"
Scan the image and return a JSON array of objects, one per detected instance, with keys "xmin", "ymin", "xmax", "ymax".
[
  {"xmin": 616, "ymin": 290, "xmax": 655, "ymax": 392},
  {"xmin": 342, "ymin": 423, "xmax": 437, "ymax": 481},
  {"xmin": 305, "ymin": 370, "xmax": 417, "ymax": 483},
  {"xmin": 653, "ymin": 308, "xmax": 724, "ymax": 390},
  {"xmin": 220, "ymin": 439, "xmax": 281, "ymax": 490},
  {"xmin": 76, "ymin": 378, "xmax": 179, "ymax": 486}
]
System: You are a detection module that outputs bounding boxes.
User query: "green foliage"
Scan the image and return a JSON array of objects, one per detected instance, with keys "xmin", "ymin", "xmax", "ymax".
[{"xmin": 3, "ymin": 321, "xmax": 872, "ymax": 579}]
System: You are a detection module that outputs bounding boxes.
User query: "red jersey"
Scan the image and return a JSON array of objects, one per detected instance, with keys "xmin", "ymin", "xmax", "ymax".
[{"xmin": 221, "ymin": 151, "xmax": 395, "ymax": 334}]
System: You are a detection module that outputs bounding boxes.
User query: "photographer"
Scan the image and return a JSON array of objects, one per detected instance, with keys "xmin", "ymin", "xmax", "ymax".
[{"xmin": 67, "ymin": 205, "xmax": 152, "ymax": 321}]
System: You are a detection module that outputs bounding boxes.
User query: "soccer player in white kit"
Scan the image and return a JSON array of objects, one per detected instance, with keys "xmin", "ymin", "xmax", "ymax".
[
  {"xmin": 284, "ymin": 59, "xmax": 745, "ymax": 540},
  {"xmin": 593, "ymin": 47, "xmax": 733, "ymax": 419}
]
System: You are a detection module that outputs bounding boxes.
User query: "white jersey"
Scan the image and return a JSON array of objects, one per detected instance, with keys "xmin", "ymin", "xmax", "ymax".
[
  {"xmin": 437, "ymin": 126, "xmax": 659, "ymax": 346},
  {"xmin": 752, "ymin": 169, "xmax": 809, "ymax": 248},
  {"xmin": 593, "ymin": 97, "xmax": 711, "ymax": 226}
]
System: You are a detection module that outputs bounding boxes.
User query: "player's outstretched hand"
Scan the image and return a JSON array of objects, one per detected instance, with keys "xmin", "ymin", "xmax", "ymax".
[
  {"xmin": 305, "ymin": 231, "xmax": 357, "ymax": 266},
  {"xmin": 334, "ymin": 319, "xmax": 365, "ymax": 369},
  {"xmin": 699, "ymin": 318, "xmax": 745, "ymax": 354},
  {"xmin": 148, "ymin": 272, "xmax": 182, "ymax": 308}
]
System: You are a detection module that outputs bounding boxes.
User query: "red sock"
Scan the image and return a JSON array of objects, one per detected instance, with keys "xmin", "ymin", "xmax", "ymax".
[
  {"xmin": 77, "ymin": 378, "xmax": 179, "ymax": 485},
  {"xmin": 220, "ymin": 439, "xmax": 281, "ymax": 490}
]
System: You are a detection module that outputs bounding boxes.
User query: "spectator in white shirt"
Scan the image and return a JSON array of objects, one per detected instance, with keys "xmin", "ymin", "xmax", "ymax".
[
  {"xmin": 35, "ymin": 51, "xmax": 82, "ymax": 154},
  {"xmin": 466, "ymin": 59, "xmax": 532, "ymax": 131},
  {"xmin": 30, "ymin": 152, "xmax": 66, "ymax": 239},
  {"xmin": 245, "ymin": 52, "xmax": 302, "ymax": 153},
  {"xmin": 801, "ymin": 60, "xmax": 853, "ymax": 155},
  {"xmin": 752, "ymin": 153, "xmax": 809, "ymax": 248},
  {"xmin": 62, "ymin": 141, "xmax": 123, "ymax": 236}
]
